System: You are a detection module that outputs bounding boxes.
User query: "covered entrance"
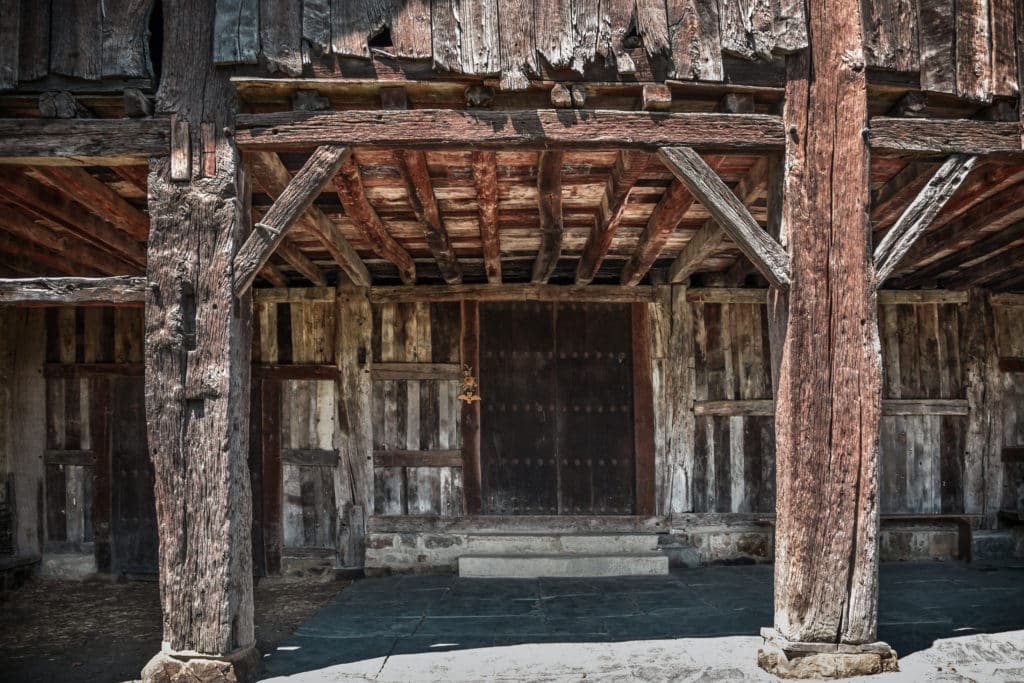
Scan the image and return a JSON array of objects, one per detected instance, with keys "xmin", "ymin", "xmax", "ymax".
[{"xmin": 479, "ymin": 301, "xmax": 642, "ymax": 515}]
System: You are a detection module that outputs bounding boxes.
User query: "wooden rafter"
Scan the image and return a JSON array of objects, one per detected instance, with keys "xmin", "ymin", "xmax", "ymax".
[
  {"xmin": 0, "ymin": 276, "xmax": 146, "ymax": 305},
  {"xmin": 248, "ymin": 151, "xmax": 370, "ymax": 287},
  {"xmin": 874, "ymin": 154, "xmax": 979, "ymax": 283},
  {"xmin": 273, "ymin": 239, "xmax": 327, "ymax": 287},
  {"xmin": 0, "ymin": 209, "xmax": 135, "ymax": 275},
  {"xmin": 0, "ymin": 231, "xmax": 93, "ymax": 276},
  {"xmin": 0, "ymin": 170, "xmax": 144, "ymax": 270},
  {"xmin": 0, "ymin": 117, "xmax": 169, "ymax": 166},
  {"xmin": 397, "ymin": 149, "xmax": 462, "ymax": 284},
  {"xmin": 940, "ymin": 243, "xmax": 1024, "ymax": 289},
  {"xmin": 532, "ymin": 150, "xmax": 564, "ymax": 284},
  {"xmin": 658, "ymin": 147, "xmax": 790, "ymax": 289},
  {"xmin": 336, "ymin": 155, "xmax": 416, "ymax": 285},
  {"xmin": 620, "ymin": 177, "xmax": 699, "ymax": 286},
  {"xmin": 470, "ymin": 151, "xmax": 502, "ymax": 284},
  {"xmin": 576, "ymin": 151, "xmax": 649, "ymax": 285},
  {"xmin": 233, "ymin": 145, "xmax": 347, "ymax": 294},
  {"xmin": 870, "ymin": 161, "xmax": 938, "ymax": 232},
  {"xmin": 29, "ymin": 166, "xmax": 149, "ymax": 241},
  {"xmin": 893, "ymin": 182, "xmax": 1024, "ymax": 276},
  {"xmin": 668, "ymin": 156, "xmax": 770, "ymax": 284},
  {"xmin": 900, "ymin": 219, "xmax": 1024, "ymax": 287}
]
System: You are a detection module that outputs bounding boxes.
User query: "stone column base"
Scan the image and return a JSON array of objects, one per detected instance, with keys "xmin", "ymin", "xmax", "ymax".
[
  {"xmin": 142, "ymin": 644, "xmax": 262, "ymax": 683},
  {"xmin": 757, "ymin": 628, "xmax": 898, "ymax": 679}
]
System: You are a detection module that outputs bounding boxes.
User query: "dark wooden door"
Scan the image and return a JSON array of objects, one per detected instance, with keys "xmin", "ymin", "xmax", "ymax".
[
  {"xmin": 479, "ymin": 302, "xmax": 635, "ymax": 515},
  {"xmin": 110, "ymin": 376, "xmax": 158, "ymax": 574}
]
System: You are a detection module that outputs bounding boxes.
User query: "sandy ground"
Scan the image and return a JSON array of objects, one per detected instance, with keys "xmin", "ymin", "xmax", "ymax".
[{"xmin": 0, "ymin": 576, "xmax": 346, "ymax": 683}]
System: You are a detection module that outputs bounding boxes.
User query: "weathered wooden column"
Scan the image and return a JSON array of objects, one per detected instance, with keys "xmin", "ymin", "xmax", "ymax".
[
  {"xmin": 758, "ymin": 0, "xmax": 898, "ymax": 677},
  {"xmin": 141, "ymin": 1, "xmax": 258, "ymax": 680}
]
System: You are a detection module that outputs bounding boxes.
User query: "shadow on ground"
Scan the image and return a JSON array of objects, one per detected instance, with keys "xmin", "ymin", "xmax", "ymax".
[{"xmin": 260, "ymin": 562, "xmax": 1024, "ymax": 680}]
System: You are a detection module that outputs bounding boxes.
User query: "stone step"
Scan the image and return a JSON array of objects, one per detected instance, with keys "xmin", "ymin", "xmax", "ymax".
[
  {"xmin": 458, "ymin": 552, "xmax": 670, "ymax": 578},
  {"xmin": 459, "ymin": 533, "xmax": 659, "ymax": 556}
]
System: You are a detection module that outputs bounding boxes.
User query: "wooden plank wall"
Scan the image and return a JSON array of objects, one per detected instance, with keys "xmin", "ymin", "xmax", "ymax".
[
  {"xmin": 0, "ymin": 1, "xmax": 156, "ymax": 91},
  {"xmin": 41, "ymin": 307, "xmax": 144, "ymax": 555},
  {"xmin": 370, "ymin": 301, "xmax": 463, "ymax": 517},
  {"xmin": 994, "ymin": 300, "xmax": 1024, "ymax": 511}
]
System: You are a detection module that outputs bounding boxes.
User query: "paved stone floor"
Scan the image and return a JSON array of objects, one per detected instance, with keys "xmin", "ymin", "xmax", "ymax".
[{"xmin": 261, "ymin": 562, "xmax": 1024, "ymax": 682}]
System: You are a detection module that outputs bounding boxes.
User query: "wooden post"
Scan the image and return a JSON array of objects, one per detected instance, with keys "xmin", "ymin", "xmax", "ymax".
[
  {"xmin": 141, "ymin": 2, "xmax": 259, "ymax": 680},
  {"xmin": 460, "ymin": 301, "xmax": 482, "ymax": 514},
  {"xmin": 758, "ymin": 0, "xmax": 897, "ymax": 676}
]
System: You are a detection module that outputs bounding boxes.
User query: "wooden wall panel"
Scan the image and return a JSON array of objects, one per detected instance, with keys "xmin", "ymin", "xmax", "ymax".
[{"xmin": 994, "ymin": 302, "xmax": 1024, "ymax": 512}]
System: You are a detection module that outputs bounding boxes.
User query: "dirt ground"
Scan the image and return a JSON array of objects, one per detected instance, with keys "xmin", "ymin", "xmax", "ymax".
[{"xmin": 0, "ymin": 576, "xmax": 347, "ymax": 683}]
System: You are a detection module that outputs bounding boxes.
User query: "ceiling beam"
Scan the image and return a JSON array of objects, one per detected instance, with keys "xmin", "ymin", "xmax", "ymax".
[
  {"xmin": 29, "ymin": 166, "xmax": 150, "ymax": 241},
  {"xmin": 874, "ymin": 155, "xmax": 979, "ymax": 283},
  {"xmin": 470, "ymin": 151, "xmax": 502, "ymax": 284},
  {"xmin": 0, "ymin": 117, "xmax": 169, "ymax": 166},
  {"xmin": 658, "ymin": 147, "xmax": 790, "ymax": 289},
  {"xmin": 668, "ymin": 156, "xmax": 770, "ymax": 284},
  {"xmin": 249, "ymin": 150, "xmax": 370, "ymax": 287},
  {"xmin": 621, "ymin": 176, "xmax": 700, "ymax": 286},
  {"xmin": 532, "ymin": 150, "xmax": 564, "ymax": 284},
  {"xmin": 397, "ymin": 149, "xmax": 462, "ymax": 284},
  {"xmin": 0, "ymin": 231, "xmax": 98, "ymax": 277},
  {"xmin": 233, "ymin": 145, "xmax": 346, "ymax": 294},
  {"xmin": 336, "ymin": 155, "xmax": 416, "ymax": 285},
  {"xmin": 900, "ymin": 219, "xmax": 1024, "ymax": 287},
  {"xmin": 870, "ymin": 161, "xmax": 938, "ymax": 232},
  {"xmin": 576, "ymin": 150, "xmax": 649, "ymax": 285},
  {"xmin": 940, "ymin": 243, "xmax": 1024, "ymax": 288},
  {"xmin": 0, "ymin": 276, "xmax": 146, "ymax": 306}
]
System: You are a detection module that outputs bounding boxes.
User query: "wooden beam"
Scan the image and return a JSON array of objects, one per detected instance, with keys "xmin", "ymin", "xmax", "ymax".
[
  {"xmin": 248, "ymin": 151, "xmax": 370, "ymax": 287},
  {"xmin": 873, "ymin": 155, "xmax": 979, "ymax": 283},
  {"xmin": 470, "ymin": 151, "xmax": 502, "ymax": 284},
  {"xmin": 668, "ymin": 156, "xmax": 770, "ymax": 283},
  {"xmin": 251, "ymin": 364, "xmax": 337, "ymax": 380},
  {"xmin": 273, "ymin": 238, "xmax": 327, "ymax": 287},
  {"xmin": 869, "ymin": 117, "xmax": 1024, "ymax": 156},
  {"xmin": 621, "ymin": 178, "xmax": 698, "ymax": 286},
  {"xmin": 877, "ymin": 290, "xmax": 969, "ymax": 305},
  {"xmin": 870, "ymin": 161, "xmax": 938, "ymax": 232},
  {"xmin": 236, "ymin": 109, "xmax": 787, "ymax": 152},
  {"xmin": 659, "ymin": 147, "xmax": 790, "ymax": 289},
  {"xmin": 0, "ymin": 210, "xmax": 133, "ymax": 276},
  {"xmin": 397, "ymin": 150, "xmax": 462, "ymax": 284},
  {"xmin": 899, "ymin": 219, "xmax": 1024, "ymax": 287},
  {"xmin": 0, "ymin": 171, "xmax": 145, "ymax": 270},
  {"xmin": 233, "ymin": 145, "xmax": 348, "ymax": 294},
  {"xmin": 686, "ymin": 287, "xmax": 969, "ymax": 306},
  {"xmin": 335, "ymin": 155, "xmax": 416, "ymax": 284},
  {"xmin": 373, "ymin": 450, "xmax": 463, "ymax": 468},
  {"xmin": 280, "ymin": 448, "xmax": 338, "ymax": 467},
  {"xmin": 532, "ymin": 151, "xmax": 565, "ymax": 284},
  {"xmin": 0, "ymin": 276, "xmax": 146, "ymax": 306},
  {"xmin": 0, "ymin": 231, "xmax": 96, "ymax": 277},
  {"xmin": 632, "ymin": 303, "xmax": 656, "ymax": 515},
  {"xmin": 576, "ymin": 151, "xmax": 649, "ymax": 285},
  {"xmin": 369, "ymin": 363, "xmax": 462, "ymax": 381},
  {"xmin": 460, "ymin": 300, "xmax": 482, "ymax": 515},
  {"xmin": 29, "ymin": 167, "xmax": 150, "ymax": 241},
  {"xmin": 991, "ymin": 293, "xmax": 1024, "ymax": 306},
  {"xmin": 368, "ymin": 284, "xmax": 658, "ymax": 304},
  {"xmin": 0, "ymin": 117, "xmax": 169, "ymax": 165},
  {"xmin": 940, "ymin": 243, "xmax": 1024, "ymax": 289}
]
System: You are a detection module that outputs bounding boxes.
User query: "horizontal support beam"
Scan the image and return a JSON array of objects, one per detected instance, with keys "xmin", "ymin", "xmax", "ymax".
[
  {"xmin": 373, "ymin": 450, "xmax": 464, "ymax": 468},
  {"xmin": 44, "ymin": 449, "xmax": 94, "ymax": 466},
  {"xmin": 0, "ymin": 277, "xmax": 147, "ymax": 306},
  {"xmin": 0, "ymin": 117, "xmax": 169, "ymax": 165},
  {"xmin": 44, "ymin": 363, "xmax": 143, "ymax": 378},
  {"xmin": 368, "ymin": 284, "xmax": 658, "ymax": 304},
  {"xmin": 367, "ymin": 515, "xmax": 669, "ymax": 534},
  {"xmin": 685, "ymin": 288, "xmax": 969, "ymax": 305},
  {"xmin": 693, "ymin": 398, "xmax": 968, "ymax": 416},
  {"xmin": 370, "ymin": 363, "xmax": 462, "ymax": 381},
  {"xmin": 869, "ymin": 118, "xmax": 1024, "ymax": 157},
  {"xmin": 236, "ymin": 109, "xmax": 786, "ymax": 152},
  {"xmin": 992, "ymin": 293, "xmax": 1024, "ymax": 306},
  {"xmin": 253, "ymin": 287, "xmax": 336, "ymax": 303},
  {"xmin": 998, "ymin": 358, "xmax": 1024, "ymax": 372},
  {"xmin": 281, "ymin": 448, "xmax": 338, "ymax": 467},
  {"xmin": 251, "ymin": 364, "xmax": 337, "ymax": 380}
]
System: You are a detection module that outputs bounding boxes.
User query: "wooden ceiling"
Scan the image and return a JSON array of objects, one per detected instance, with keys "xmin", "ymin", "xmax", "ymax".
[{"xmin": 0, "ymin": 148, "xmax": 1021, "ymax": 291}]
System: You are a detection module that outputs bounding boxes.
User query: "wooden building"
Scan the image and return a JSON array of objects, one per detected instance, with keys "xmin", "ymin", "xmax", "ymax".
[{"xmin": 0, "ymin": 0, "xmax": 1022, "ymax": 679}]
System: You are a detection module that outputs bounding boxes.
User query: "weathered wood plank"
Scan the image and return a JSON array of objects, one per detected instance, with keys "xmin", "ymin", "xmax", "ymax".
[
  {"xmin": 666, "ymin": 0, "xmax": 723, "ymax": 81},
  {"xmin": 917, "ymin": 0, "xmax": 956, "ymax": 93},
  {"xmin": 397, "ymin": 150, "xmax": 462, "ymax": 284},
  {"xmin": 0, "ymin": 277, "xmax": 146, "ymax": 306},
  {"xmin": 0, "ymin": 7, "xmax": 19, "ymax": 90},
  {"xmin": 213, "ymin": 0, "xmax": 260, "ymax": 64},
  {"xmin": 336, "ymin": 155, "xmax": 416, "ymax": 285},
  {"xmin": 370, "ymin": 363, "xmax": 461, "ymax": 381},
  {"xmin": 496, "ymin": 0, "xmax": 535, "ymax": 91},
  {"xmin": 233, "ymin": 145, "xmax": 348, "ymax": 295},
  {"xmin": 50, "ymin": 0, "xmax": 102, "ymax": 80},
  {"xmin": 460, "ymin": 300, "xmax": 481, "ymax": 515},
  {"xmin": 235, "ymin": 110, "xmax": 787, "ymax": 152},
  {"xmin": 281, "ymin": 448, "xmax": 338, "ymax": 467},
  {"xmin": 870, "ymin": 118, "xmax": 1023, "ymax": 156},
  {"xmin": 659, "ymin": 147, "xmax": 790, "ymax": 288},
  {"xmin": 373, "ymin": 450, "xmax": 462, "ymax": 468},
  {"xmin": 532, "ymin": 151, "xmax": 565, "ymax": 284},
  {"xmin": 470, "ymin": 151, "xmax": 502, "ymax": 284},
  {"xmin": 31, "ymin": 166, "xmax": 150, "ymax": 241},
  {"xmin": 369, "ymin": 284, "xmax": 658, "ymax": 304},
  {"xmin": 259, "ymin": 0, "xmax": 303, "ymax": 76},
  {"xmin": 249, "ymin": 152, "xmax": 370, "ymax": 287},
  {"xmin": 632, "ymin": 303, "xmax": 656, "ymax": 515},
  {"xmin": 621, "ymin": 178, "xmax": 698, "ymax": 286},
  {"xmin": 955, "ymin": 0, "xmax": 992, "ymax": 102},
  {"xmin": 861, "ymin": 0, "xmax": 919, "ymax": 71},
  {"xmin": 576, "ymin": 151, "xmax": 650, "ymax": 285},
  {"xmin": 873, "ymin": 155, "xmax": 979, "ymax": 283}
]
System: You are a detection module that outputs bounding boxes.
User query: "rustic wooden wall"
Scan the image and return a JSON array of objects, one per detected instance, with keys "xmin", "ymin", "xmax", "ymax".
[
  {"xmin": 0, "ymin": 1, "xmax": 156, "ymax": 91},
  {"xmin": 994, "ymin": 299, "xmax": 1024, "ymax": 512}
]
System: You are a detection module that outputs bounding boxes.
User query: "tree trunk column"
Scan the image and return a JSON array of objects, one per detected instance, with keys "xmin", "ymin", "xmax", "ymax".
[
  {"xmin": 141, "ymin": 2, "xmax": 258, "ymax": 681},
  {"xmin": 758, "ymin": 0, "xmax": 898, "ymax": 677}
]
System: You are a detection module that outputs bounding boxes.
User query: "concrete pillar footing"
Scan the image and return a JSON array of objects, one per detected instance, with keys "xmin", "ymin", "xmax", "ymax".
[{"xmin": 756, "ymin": 627, "xmax": 898, "ymax": 679}]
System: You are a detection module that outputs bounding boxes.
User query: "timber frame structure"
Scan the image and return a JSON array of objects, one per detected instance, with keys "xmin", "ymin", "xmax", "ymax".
[{"xmin": 0, "ymin": 0, "xmax": 1023, "ymax": 680}]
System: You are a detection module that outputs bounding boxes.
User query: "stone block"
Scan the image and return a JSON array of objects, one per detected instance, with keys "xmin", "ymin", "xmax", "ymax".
[{"xmin": 757, "ymin": 629, "xmax": 898, "ymax": 679}]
